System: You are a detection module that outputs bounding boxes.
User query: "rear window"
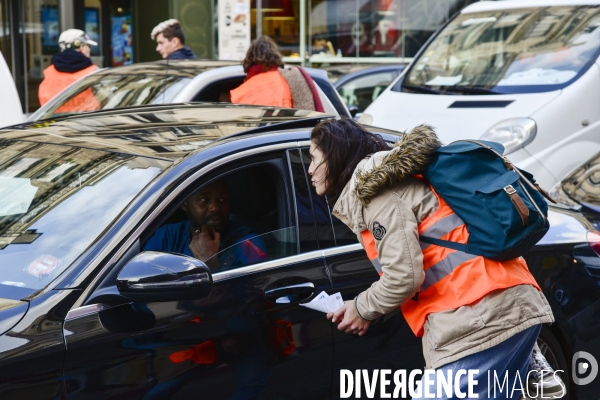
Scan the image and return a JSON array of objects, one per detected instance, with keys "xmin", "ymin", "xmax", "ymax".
[{"xmin": 36, "ymin": 74, "xmax": 192, "ymax": 119}]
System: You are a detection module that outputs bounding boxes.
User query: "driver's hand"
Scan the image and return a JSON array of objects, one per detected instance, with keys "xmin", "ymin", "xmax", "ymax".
[{"xmin": 189, "ymin": 224, "xmax": 220, "ymax": 262}]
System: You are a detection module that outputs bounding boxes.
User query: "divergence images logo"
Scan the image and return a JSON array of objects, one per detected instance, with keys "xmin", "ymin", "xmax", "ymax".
[{"xmin": 572, "ymin": 351, "xmax": 598, "ymax": 385}]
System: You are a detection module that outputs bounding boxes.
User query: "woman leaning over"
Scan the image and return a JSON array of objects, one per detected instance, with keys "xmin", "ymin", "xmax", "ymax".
[{"xmin": 307, "ymin": 118, "xmax": 557, "ymax": 399}]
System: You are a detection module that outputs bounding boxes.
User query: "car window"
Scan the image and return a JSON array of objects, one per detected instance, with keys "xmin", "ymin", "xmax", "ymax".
[
  {"xmin": 142, "ymin": 163, "xmax": 297, "ymax": 273},
  {"xmin": 0, "ymin": 141, "xmax": 169, "ymax": 294},
  {"xmin": 192, "ymin": 77, "xmax": 245, "ymax": 103},
  {"xmin": 337, "ymin": 71, "xmax": 395, "ymax": 113},
  {"xmin": 36, "ymin": 74, "xmax": 193, "ymax": 119},
  {"xmin": 403, "ymin": 5, "xmax": 600, "ymax": 94}
]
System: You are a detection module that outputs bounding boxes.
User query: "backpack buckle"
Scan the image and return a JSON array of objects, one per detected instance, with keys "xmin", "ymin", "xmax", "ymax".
[{"xmin": 504, "ymin": 185, "xmax": 517, "ymax": 195}]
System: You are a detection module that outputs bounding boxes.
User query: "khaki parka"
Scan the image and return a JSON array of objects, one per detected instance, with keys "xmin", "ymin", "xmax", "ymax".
[{"xmin": 331, "ymin": 125, "xmax": 554, "ymax": 369}]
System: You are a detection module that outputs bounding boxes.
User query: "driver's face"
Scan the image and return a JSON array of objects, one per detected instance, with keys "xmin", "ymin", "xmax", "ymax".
[{"xmin": 182, "ymin": 180, "xmax": 230, "ymax": 232}]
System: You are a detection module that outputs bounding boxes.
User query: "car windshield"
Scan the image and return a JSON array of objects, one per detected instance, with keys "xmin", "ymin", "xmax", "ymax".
[
  {"xmin": 0, "ymin": 141, "xmax": 170, "ymax": 295},
  {"xmin": 36, "ymin": 74, "xmax": 192, "ymax": 119},
  {"xmin": 403, "ymin": 5, "xmax": 600, "ymax": 94}
]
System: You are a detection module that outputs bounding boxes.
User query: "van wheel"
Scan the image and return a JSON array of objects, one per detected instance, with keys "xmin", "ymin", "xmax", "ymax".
[{"xmin": 535, "ymin": 327, "xmax": 570, "ymax": 399}]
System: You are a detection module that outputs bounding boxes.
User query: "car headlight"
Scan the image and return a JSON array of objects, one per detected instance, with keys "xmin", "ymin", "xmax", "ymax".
[{"xmin": 479, "ymin": 118, "xmax": 536, "ymax": 155}]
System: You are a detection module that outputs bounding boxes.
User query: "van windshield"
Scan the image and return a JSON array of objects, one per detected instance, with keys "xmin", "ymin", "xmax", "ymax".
[{"xmin": 402, "ymin": 5, "xmax": 600, "ymax": 94}]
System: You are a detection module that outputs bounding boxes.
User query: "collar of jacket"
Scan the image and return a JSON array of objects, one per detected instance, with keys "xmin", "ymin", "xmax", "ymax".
[
  {"xmin": 167, "ymin": 46, "xmax": 198, "ymax": 60},
  {"xmin": 332, "ymin": 124, "xmax": 442, "ymax": 233}
]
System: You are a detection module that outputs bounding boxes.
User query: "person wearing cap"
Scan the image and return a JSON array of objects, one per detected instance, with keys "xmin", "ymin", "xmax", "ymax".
[
  {"xmin": 38, "ymin": 29, "xmax": 100, "ymax": 108},
  {"xmin": 151, "ymin": 19, "xmax": 197, "ymax": 60}
]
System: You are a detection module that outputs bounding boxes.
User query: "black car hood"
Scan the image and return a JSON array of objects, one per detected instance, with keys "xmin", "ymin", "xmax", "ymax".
[{"xmin": 0, "ymin": 299, "xmax": 29, "ymax": 336}]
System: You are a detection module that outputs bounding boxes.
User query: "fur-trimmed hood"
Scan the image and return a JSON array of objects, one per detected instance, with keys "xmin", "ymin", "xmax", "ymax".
[{"xmin": 332, "ymin": 125, "xmax": 442, "ymax": 233}]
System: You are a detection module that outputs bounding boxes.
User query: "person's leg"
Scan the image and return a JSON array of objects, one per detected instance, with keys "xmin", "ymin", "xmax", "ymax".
[
  {"xmin": 526, "ymin": 341, "xmax": 566, "ymax": 399},
  {"xmin": 412, "ymin": 325, "xmax": 541, "ymax": 400}
]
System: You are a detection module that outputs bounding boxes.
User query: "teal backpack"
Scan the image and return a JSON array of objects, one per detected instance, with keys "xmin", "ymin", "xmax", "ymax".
[{"xmin": 420, "ymin": 140, "xmax": 555, "ymax": 261}]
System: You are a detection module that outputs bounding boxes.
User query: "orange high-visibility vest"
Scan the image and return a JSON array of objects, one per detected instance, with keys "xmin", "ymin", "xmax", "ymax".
[
  {"xmin": 38, "ymin": 64, "xmax": 98, "ymax": 106},
  {"xmin": 230, "ymin": 70, "xmax": 293, "ymax": 108},
  {"xmin": 361, "ymin": 181, "xmax": 540, "ymax": 337}
]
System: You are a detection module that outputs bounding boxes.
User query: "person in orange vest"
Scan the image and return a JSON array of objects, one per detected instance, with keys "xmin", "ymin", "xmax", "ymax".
[
  {"xmin": 230, "ymin": 36, "xmax": 325, "ymax": 112},
  {"xmin": 38, "ymin": 29, "xmax": 99, "ymax": 107},
  {"xmin": 307, "ymin": 119, "xmax": 565, "ymax": 399}
]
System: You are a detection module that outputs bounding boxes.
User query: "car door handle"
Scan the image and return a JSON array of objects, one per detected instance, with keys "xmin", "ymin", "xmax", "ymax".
[{"xmin": 264, "ymin": 282, "xmax": 315, "ymax": 304}]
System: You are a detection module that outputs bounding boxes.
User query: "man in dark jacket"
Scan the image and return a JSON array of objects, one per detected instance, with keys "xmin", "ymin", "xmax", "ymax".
[
  {"xmin": 151, "ymin": 19, "xmax": 197, "ymax": 60},
  {"xmin": 38, "ymin": 29, "xmax": 99, "ymax": 106}
]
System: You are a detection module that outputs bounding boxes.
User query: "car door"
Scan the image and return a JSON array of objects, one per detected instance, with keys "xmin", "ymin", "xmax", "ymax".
[
  {"xmin": 296, "ymin": 147, "xmax": 425, "ymax": 398},
  {"xmin": 62, "ymin": 148, "xmax": 334, "ymax": 399}
]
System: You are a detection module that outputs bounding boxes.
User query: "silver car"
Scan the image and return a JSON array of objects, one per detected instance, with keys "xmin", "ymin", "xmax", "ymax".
[{"xmin": 28, "ymin": 60, "xmax": 350, "ymax": 121}]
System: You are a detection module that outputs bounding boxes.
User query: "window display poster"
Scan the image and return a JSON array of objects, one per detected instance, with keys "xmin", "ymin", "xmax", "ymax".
[
  {"xmin": 84, "ymin": 8, "xmax": 100, "ymax": 56},
  {"xmin": 111, "ymin": 16, "xmax": 133, "ymax": 66},
  {"xmin": 41, "ymin": 6, "xmax": 59, "ymax": 48},
  {"xmin": 218, "ymin": 0, "xmax": 250, "ymax": 61}
]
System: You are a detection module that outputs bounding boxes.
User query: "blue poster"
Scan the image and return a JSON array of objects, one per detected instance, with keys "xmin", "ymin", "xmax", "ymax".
[
  {"xmin": 41, "ymin": 6, "xmax": 59, "ymax": 47},
  {"xmin": 111, "ymin": 16, "xmax": 133, "ymax": 66},
  {"xmin": 84, "ymin": 9, "xmax": 100, "ymax": 55}
]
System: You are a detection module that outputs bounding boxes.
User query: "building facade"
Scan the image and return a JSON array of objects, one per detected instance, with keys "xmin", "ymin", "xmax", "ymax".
[{"xmin": 0, "ymin": 0, "xmax": 480, "ymax": 114}]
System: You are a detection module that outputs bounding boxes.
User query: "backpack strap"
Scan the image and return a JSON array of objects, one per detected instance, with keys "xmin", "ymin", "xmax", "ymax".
[{"xmin": 419, "ymin": 235, "xmax": 468, "ymax": 253}]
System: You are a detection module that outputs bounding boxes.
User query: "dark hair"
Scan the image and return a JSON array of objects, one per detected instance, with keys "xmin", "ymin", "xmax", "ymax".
[
  {"xmin": 310, "ymin": 118, "xmax": 389, "ymax": 200},
  {"xmin": 161, "ymin": 22, "xmax": 186, "ymax": 45},
  {"xmin": 242, "ymin": 36, "xmax": 284, "ymax": 73}
]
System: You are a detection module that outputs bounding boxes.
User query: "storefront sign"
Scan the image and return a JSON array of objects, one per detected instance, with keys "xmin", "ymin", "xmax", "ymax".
[{"xmin": 218, "ymin": 0, "xmax": 250, "ymax": 61}]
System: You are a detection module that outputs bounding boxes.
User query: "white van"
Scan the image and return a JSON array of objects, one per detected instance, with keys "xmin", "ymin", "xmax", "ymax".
[
  {"xmin": 0, "ymin": 52, "xmax": 24, "ymax": 128},
  {"xmin": 361, "ymin": 0, "xmax": 600, "ymax": 190}
]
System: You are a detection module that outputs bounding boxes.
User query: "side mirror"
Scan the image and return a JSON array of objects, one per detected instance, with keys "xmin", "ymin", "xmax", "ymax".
[
  {"xmin": 347, "ymin": 104, "xmax": 360, "ymax": 118},
  {"xmin": 116, "ymin": 252, "xmax": 212, "ymax": 302}
]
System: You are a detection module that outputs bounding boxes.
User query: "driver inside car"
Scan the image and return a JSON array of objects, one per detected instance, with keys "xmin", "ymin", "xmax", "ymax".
[{"xmin": 144, "ymin": 179, "xmax": 267, "ymax": 271}]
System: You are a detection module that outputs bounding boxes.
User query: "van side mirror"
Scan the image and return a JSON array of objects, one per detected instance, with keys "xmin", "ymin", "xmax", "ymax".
[
  {"xmin": 347, "ymin": 104, "xmax": 360, "ymax": 118},
  {"xmin": 116, "ymin": 252, "xmax": 212, "ymax": 302}
]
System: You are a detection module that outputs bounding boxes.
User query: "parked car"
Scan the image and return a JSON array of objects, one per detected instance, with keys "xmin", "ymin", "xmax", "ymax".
[
  {"xmin": 333, "ymin": 65, "xmax": 405, "ymax": 117},
  {"xmin": 361, "ymin": 0, "xmax": 600, "ymax": 190},
  {"xmin": 0, "ymin": 51, "xmax": 24, "ymax": 127},
  {"xmin": 27, "ymin": 60, "xmax": 350, "ymax": 121},
  {"xmin": 0, "ymin": 103, "xmax": 597, "ymax": 399}
]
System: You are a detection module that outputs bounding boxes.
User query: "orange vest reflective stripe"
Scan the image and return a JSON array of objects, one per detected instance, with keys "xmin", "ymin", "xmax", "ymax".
[
  {"xmin": 38, "ymin": 64, "xmax": 98, "ymax": 106},
  {"xmin": 230, "ymin": 70, "xmax": 293, "ymax": 108},
  {"xmin": 361, "ymin": 182, "xmax": 540, "ymax": 337}
]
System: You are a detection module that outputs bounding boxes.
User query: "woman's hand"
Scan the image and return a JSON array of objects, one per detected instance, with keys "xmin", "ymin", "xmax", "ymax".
[{"xmin": 327, "ymin": 300, "xmax": 371, "ymax": 336}]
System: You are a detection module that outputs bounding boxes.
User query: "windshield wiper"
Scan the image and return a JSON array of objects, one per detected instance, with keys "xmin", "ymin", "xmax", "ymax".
[
  {"xmin": 442, "ymin": 86, "xmax": 499, "ymax": 95},
  {"xmin": 402, "ymin": 84, "xmax": 444, "ymax": 95}
]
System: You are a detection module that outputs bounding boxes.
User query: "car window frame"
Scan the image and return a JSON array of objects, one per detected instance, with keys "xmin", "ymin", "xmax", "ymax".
[{"xmin": 68, "ymin": 140, "xmax": 326, "ymax": 309}]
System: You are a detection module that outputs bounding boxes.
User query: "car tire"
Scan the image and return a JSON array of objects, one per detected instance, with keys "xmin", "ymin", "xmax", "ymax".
[{"xmin": 536, "ymin": 327, "xmax": 570, "ymax": 399}]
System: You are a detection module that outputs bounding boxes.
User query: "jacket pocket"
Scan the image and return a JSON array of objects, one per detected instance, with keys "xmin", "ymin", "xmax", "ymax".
[{"xmin": 426, "ymin": 304, "xmax": 486, "ymax": 350}]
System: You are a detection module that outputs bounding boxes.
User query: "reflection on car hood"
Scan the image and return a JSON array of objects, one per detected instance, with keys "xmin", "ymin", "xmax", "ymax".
[
  {"xmin": 0, "ymin": 103, "xmax": 328, "ymax": 159},
  {"xmin": 554, "ymin": 151, "xmax": 600, "ymax": 211},
  {"xmin": 537, "ymin": 206, "xmax": 593, "ymax": 246}
]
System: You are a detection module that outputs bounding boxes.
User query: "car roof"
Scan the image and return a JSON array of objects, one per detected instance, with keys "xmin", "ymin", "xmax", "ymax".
[
  {"xmin": 1, "ymin": 103, "xmax": 331, "ymax": 160},
  {"xmin": 91, "ymin": 60, "xmax": 241, "ymax": 78},
  {"xmin": 463, "ymin": 0, "xmax": 600, "ymax": 13}
]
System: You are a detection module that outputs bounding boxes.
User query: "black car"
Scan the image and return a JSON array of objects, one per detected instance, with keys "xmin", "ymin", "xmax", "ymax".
[{"xmin": 0, "ymin": 103, "xmax": 597, "ymax": 399}]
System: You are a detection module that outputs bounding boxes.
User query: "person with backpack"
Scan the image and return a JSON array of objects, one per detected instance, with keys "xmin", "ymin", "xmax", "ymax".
[{"xmin": 307, "ymin": 118, "xmax": 564, "ymax": 398}]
